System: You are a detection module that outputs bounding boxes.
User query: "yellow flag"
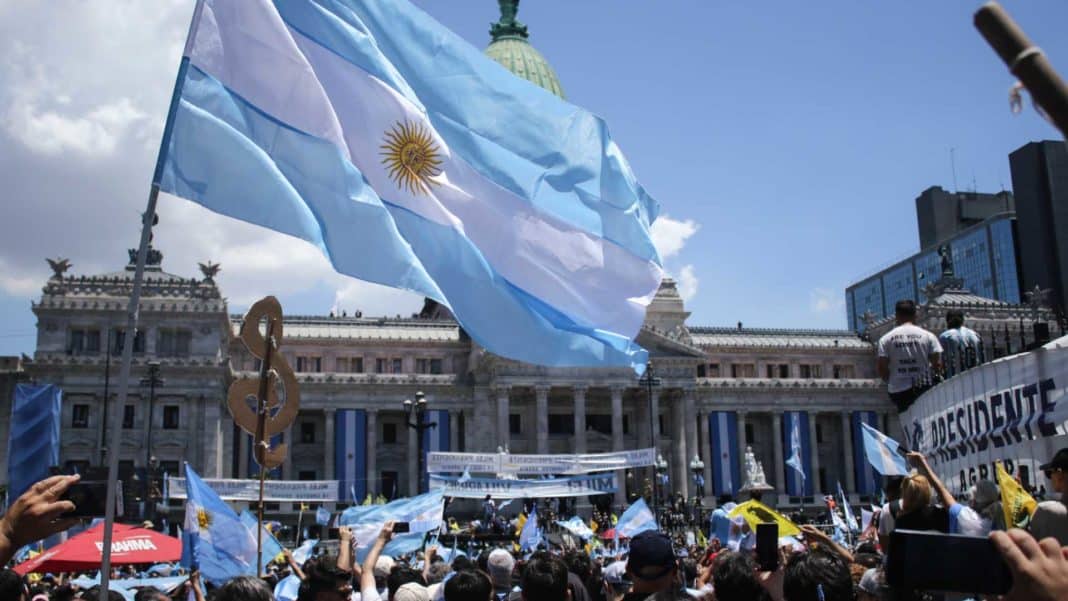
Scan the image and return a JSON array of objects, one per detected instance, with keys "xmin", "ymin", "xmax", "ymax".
[
  {"xmin": 590, "ymin": 519, "xmax": 599, "ymax": 533},
  {"xmin": 515, "ymin": 512, "xmax": 528, "ymax": 536},
  {"xmin": 696, "ymin": 527, "xmax": 708, "ymax": 547},
  {"xmin": 300, "ymin": 503, "xmax": 309, "ymax": 512},
  {"xmin": 728, "ymin": 499, "xmax": 801, "ymax": 537},
  {"xmin": 996, "ymin": 461, "xmax": 1037, "ymax": 528}
]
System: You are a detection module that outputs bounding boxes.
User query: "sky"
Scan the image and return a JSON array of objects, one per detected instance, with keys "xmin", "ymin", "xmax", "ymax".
[{"xmin": 0, "ymin": 0, "xmax": 1066, "ymax": 357}]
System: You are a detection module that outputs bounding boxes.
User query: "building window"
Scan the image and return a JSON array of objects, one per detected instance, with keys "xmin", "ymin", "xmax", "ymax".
[
  {"xmin": 162, "ymin": 406, "xmax": 180, "ymax": 429},
  {"xmin": 114, "ymin": 329, "xmax": 145, "ymax": 354},
  {"xmin": 159, "ymin": 460, "xmax": 179, "ymax": 476},
  {"xmin": 72, "ymin": 404, "xmax": 90, "ymax": 428},
  {"xmin": 799, "ymin": 364, "xmax": 822, "ymax": 379},
  {"xmin": 300, "ymin": 422, "xmax": 316, "ymax": 444},
  {"xmin": 587, "ymin": 414, "xmax": 612, "ymax": 436},
  {"xmin": 765, "ymin": 364, "xmax": 789, "ymax": 378},
  {"xmin": 659, "ymin": 415, "xmax": 666, "ymax": 435},
  {"xmin": 383, "ymin": 422, "xmax": 397, "ymax": 444},
  {"xmin": 296, "ymin": 356, "xmax": 322, "ymax": 373},
  {"xmin": 697, "ymin": 365, "xmax": 706, "ymax": 377},
  {"xmin": 335, "ymin": 357, "xmax": 348, "ymax": 372},
  {"xmin": 299, "ymin": 470, "xmax": 318, "ymax": 481},
  {"xmin": 118, "ymin": 460, "xmax": 135, "ymax": 478},
  {"xmin": 416, "ymin": 359, "xmax": 428, "ymax": 374},
  {"xmin": 430, "ymin": 359, "xmax": 443, "ymax": 374},
  {"xmin": 832, "ymin": 364, "xmax": 855, "ymax": 379},
  {"xmin": 336, "ymin": 357, "xmax": 364, "ymax": 373},
  {"xmin": 731, "ymin": 363, "xmax": 756, "ymax": 378},
  {"xmin": 375, "ymin": 358, "xmax": 386, "ymax": 374},
  {"xmin": 623, "ymin": 415, "xmax": 630, "ymax": 435},
  {"xmin": 122, "ymin": 404, "xmax": 135, "ymax": 429},
  {"xmin": 509, "ymin": 414, "xmax": 522, "ymax": 435},
  {"xmin": 392, "ymin": 358, "xmax": 403, "ymax": 373},
  {"xmin": 69, "ymin": 328, "xmax": 101, "ymax": 354},
  {"xmin": 352, "ymin": 357, "xmax": 364, "ymax": 373},
  {"xmin": 548, "ymin": 414, "xmax": 574, "ymax": 435},
  {"xmin": 157, "ymin": 328, "xmax": 192, "ymax": 357},
  {"xmin": 381, "ymin": 471, "xmax": 398, "ymax": 499},
  {"xmin": 745, "ymin": 423, "xmax": 754, "ymax": 444},
  {"xmin": 708, "ymin": 363, "xmax": 721, "ymax": 377},
  {"xmin": 816, "ymin": 423, "xmax": 824, "ymax": 444}
]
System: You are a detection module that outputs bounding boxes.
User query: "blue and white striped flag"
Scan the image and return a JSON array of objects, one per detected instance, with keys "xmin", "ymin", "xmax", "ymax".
[
  {"xmin": 335, "ymin": 410, "xmax": 368, "ymax": 503},
  {"xmin": 860, "ymin": 423, "xmax": 909, "ymax": 476},
  {"xmin": 519, "ymin": 508, "xmax": 541, "ymax": 551},
  {"xmin": 315, "ymin": 506, "xmax": 331, "ymax": 526},
  {"xmin": 709, "ymin": 412, "xmax": 739, "ymax": 496},
  {"xmin": 617, "ymin": 498, "xmax": 658, "ymax": 538},
  {"xmin": 785, "ymin": 413, "xmax": 806, "ymax": 483},
  {"xmin": 7, "ymin": 384, "xmax": 61, "ymax": 501},
  {"xmin": 837, "ymin": 482, "xmax": 857, "ymax": 532},
  {"xmin": 556, "ymin": 516, "xmax": 594, "ymax": 540},
  {"xmin": 783, "ymin": 411, "xmax": 809, "ymax": 496},
  {"xmin": 338, "ymin": 490, "xmax": 445, "ymax": 562},
  {"xmin": 182, "ymin": 464, "xmax": 258, "ymax": 585},
  {"xmin": 156, "ymin": 0, "xmax": 662, "ymax": 373}
]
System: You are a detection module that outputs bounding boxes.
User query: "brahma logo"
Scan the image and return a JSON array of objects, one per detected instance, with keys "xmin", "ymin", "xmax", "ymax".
[{"xmin": 93, "ymin": 537, "xmax": 158, "ymax": 553}]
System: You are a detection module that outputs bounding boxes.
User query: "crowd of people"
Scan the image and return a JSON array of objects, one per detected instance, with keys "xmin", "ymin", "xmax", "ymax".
[{"xmin": 2, "ymin": 448, "xmax": 1068, "ymax": 601}]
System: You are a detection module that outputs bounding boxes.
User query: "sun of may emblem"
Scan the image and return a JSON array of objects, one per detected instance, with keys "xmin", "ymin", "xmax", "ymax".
[
  {"xmin": 380, "ymin": 120, "xmax": 442, "ymax": 195},
  {"xmin": 197, "ymin": 508, "xmax": 212, "ymax": 531}
]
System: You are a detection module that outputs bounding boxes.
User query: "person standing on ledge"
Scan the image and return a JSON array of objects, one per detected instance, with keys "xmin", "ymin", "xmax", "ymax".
[{"xmin": 877, "ymin": 300, "xmax": 943, "ymax": 412}]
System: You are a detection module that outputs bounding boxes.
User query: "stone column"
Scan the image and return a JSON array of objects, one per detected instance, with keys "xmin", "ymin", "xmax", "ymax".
[
  {"xmin": 324, "ymin": 409, "xmax": 336, "ymax": 480},
  {"xmin": 736, "ymin": 411, "xmax": 748, "ymax": 476},
  {"xmin": 841, "ymin": 412, "xmax": 856, "ymax": 494},
  {"xmin": 238, "ymin": 427, "xmax": 250, "ymax": 479},
  {"xmin": 407, "ymin": 417, "xmax": 419, "ymax": 496},
  {"xmin": 461, "ymin": 409, "xmax": 473, "ymax": 452},
  {"xmin": 221, "ymin": 412, "xmax": 234, "ymax": 478},
  {"xmin": 672, "ymin": 394, "xmax": 689, "ymax": 499},
  {"xmin": 772, "ymin": 413, "xmax": 786, "ymax": 492},
  {"xmin": 366, "ymin": 410, "xmax": 377, "ymax": 496},
  {"xmin": 808, "ymin": 412, "xmax": 821, "ymax": 494},
  {"xmin": 699, "ymin": 411, "xmax": 713, "ymax": 499},
  {"xmin": 611, "ymin": 386, "xmax": 626, "ymax": 506},
  {"xmin": 496, "ymin": 387, "xmax": 510, "ymax": 451},
  {"xmin": 573, "ymin": 386, "xmax": 587, "ymax": 454},
  {"xmin": 535, "ymin": 385, "xmax": 550, "ymax": 454},
  {"xmin": 472, "ymin": 388, "xmax": 492, "ymax": 452},
  {"xmin": 450, "ymin": 411, "xmax": 460, "ymax": 452},
  {"xmin": 203, "ymin": 397, "xmax": 223, "ymax": 478}
]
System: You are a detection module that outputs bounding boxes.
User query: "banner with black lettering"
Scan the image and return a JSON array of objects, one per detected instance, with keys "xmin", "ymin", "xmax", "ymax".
[
  {"xmin": 899, "ymin": 336, "xmax": 1068, "ymax": 493},
  {"xmin": 168, "ymin": 477, "xmax": 339, "ymax": 502},
  {"xmin": 428, "ymin": 472, "xmax": 618, "ymax": 498},
  {"xmin": 427, "ymin": 448, "xmax": 655, "ymax": 475}
]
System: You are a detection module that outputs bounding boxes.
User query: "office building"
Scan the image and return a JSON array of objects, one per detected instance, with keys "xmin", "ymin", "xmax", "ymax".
[{"xmin": 1009, "ymin": 140, "xmax": 1068, "ymax": 317}]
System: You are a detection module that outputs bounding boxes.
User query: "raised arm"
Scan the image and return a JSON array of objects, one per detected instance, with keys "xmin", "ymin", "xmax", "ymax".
[
  {"xmin": 799, "ymin": 525, "xmax": 854, "ymax": 564},
  {"xmin": 908, "ymin": 452, "xmax": 956, "ymax": 508},
  {"xmin": 337, "ymin": 526, "xmax": 353, "ymax": 573},
  {"xmin": 360, "ymin": 522, "xmax": 395, "ymax": 600},
  {"xmin": 0, "ymin": 474, "xmax": 80, "ymax": 565}
]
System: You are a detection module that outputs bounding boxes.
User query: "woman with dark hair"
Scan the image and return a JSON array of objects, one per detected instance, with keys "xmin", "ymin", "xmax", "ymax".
[{"xmin": 215, "ymin": 576, "xmax": 276, "ymax": 601}]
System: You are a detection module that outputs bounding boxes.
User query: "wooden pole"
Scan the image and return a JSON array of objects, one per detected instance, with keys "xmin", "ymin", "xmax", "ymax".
[
  {"xmin": 975, "ymin": 2, "xmax": 1068, "ymax": 138},
  {"xmin": 254, "ymin": 321, "xmax": 276, "ymax": 577}
]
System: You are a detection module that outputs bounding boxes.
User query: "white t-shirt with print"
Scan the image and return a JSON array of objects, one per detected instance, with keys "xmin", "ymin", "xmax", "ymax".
[{"xmin": 877, "ymin": 323, "xmax": 942, "ymax": 393}]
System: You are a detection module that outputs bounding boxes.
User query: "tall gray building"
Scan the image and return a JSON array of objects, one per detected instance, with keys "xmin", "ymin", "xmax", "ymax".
[
  {"xmin": 916, "ymin": 186, "xmax": 1015, "ymax": 249},
  {"xmin": 1009, "ymin": 140, "xmax": 1068, "ymax": 317}
]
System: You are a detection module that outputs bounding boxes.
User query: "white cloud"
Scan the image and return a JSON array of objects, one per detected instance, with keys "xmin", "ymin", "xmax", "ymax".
[
  {"xmin": 810, "ymin": 288, "xmax": 845, "ymax": 314},
  {"xmin": 4, "ymin": 97, "xmax": 147, "ymax": 156},
  {"xmin": 650, "ymin": 215, "xmax": 699, "ymax": 259},
  {"xmin": 675, "ymin": 264, "xmax": 699, "ymax": 302},
  {"xmin": 0, "ymin": 257, "xmax": 41, "ymax": 297}
]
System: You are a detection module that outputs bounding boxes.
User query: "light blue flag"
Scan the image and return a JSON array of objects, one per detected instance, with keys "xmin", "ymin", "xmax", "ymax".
[
  {"xmin": 157, "ymin": 0, "xmax": 662, "ymax": 373},
  {"xmin": 837, "ymin": 482, "xmax": 858, "ymax": 533},
  {"xmin": 338, "ymin": 490, "xmax": 445, "ymax": 562},
  {"xmin": 7, "ymin": 384, "xmax": 61, "ymax": 500},
  {"xmin": 785, "ymin": 413, "xmax": 806, "ymax": 484},
  {"xmin": 240, "ymin": 510, "xmax": 284, "ymax": 572},
  {"xmin": 519, "ymin": 508, "xmax": 541, "ymax": 551},
  {"xmin": 556, "ymin": 516, "xmax": 594, "ymax": 540},
  {"xmin": 617, "ymin": 498, "xmax": 658, "ymax": 539},
  {"xmin": 291, "ymin": 539, "xmax": 318, "ymax": 566},
  {"xmin": 316, "ymin": 506, "xmax": 332, "ymax": 526},
  {"xmin": 182, "ymin": 464, "xmax": 258, "ymax": 585},
  {"xmin": 275, "ymin": 574, "xmax": 302, "ymax": 601},
  {"xmin": 860, "ymin": 423, "xmax": 910, "ymax": 476}
]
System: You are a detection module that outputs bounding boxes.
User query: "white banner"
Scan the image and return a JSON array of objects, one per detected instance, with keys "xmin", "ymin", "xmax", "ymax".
[
  {"xmin": 899, "ymin": 336, "xmax": 1068, "ymax": 493},
  {"xmin": 167, "ymin": 477, "xmax": 339, "ymax": 502},
  {"xmin": 428, "ymin": 472, "xmax": 618, "ymax": 498},
  {"xmin": 427, "ymin": 448, "xmax": 655, "ymax": 475}
]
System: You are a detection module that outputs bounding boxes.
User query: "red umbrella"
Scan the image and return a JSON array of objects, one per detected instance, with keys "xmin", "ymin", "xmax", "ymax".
[
  {"xmin": 599, "ymin": 528, "xmax": 619, "ymax": 540},
  {"xmin": 14, "ymin": 523, "xmax": 182, "ymax": 575}
]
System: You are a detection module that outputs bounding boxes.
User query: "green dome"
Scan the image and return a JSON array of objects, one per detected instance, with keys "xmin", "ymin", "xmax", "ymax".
[{"xmin": 484, "ymin": 0, "xmax": 565, "ymax": 99}]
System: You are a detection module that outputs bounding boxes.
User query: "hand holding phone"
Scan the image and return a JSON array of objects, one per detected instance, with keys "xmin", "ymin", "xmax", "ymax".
[
  {"xmin": 888, "ymin": 530, "xmax": 1011, "ymax": 595},
  {"xmin": 393, "ymin": 522, "xmax": 411, "ymax": 534},
  {"xmin": 756, "ymin": 523, "xmax": 779, "ymax": 571},
  {"xmin": 61, "ymin": 480, "xmax": 122, "ymax": 518}
]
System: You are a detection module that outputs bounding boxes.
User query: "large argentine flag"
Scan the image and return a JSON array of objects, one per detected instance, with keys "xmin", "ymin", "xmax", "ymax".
[
  {"xmin": 708, "ymin": 412, "xmax": 739, "ymax": 496},
  {"xmin": 157, "ymin": 0, "xmax": 662, "ymax": 372},
  {"xmin": 335, "ymin": 409, "xmax": 368, "ymax": 502},
  {"xmin": 782, "ymin": 412, "xmax": 812, "ymax": 497},
  {"xmin": 852, "ymin": 412, "xmax": 882, "ymax": 495},
  {"xmin": 860, "ymin": 421, "xmax": 910, "ymax": 477}
]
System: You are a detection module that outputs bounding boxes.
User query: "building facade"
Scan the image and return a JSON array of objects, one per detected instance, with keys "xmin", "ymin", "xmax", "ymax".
[
  {"xmin": 1009, "ymin": 140, "xmax": 1068, "ymax": 318},
  {"xmin": 915, "ymin": 186, "xmax": 1014, "ymax": 249}
]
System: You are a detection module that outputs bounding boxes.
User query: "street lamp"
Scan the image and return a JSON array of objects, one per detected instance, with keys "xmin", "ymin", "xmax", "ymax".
[
  {"xmin": 654, "ymin": 453, "xmax": 668, "ymax": 509},
  {"xmin": 403, "ymin": 391, "xmax": 436, "ymax": 494},
  {"xmin": 139, "ymin": 361, "xmax": 164, "ymax": 522},
  {"xmin": 638, "ymin": 361, "xmax": 661, "ymax": 512},
  {"xmin": 689, "ymin": 453, "xmax": 705, "ymax": 501}
]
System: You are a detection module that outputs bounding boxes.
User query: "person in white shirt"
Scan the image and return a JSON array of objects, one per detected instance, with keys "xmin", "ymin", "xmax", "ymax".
[
  {"xmin": 877, "ymin": 300, "xmax": 942, "ymax": 412},
  {"xmin": 939, "ymin": 309, "xmax": 983, "ymax": 376}
]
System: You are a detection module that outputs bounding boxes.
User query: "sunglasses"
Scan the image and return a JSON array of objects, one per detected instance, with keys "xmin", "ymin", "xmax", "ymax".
[{"xmin": 1045, "ymin": 469, "xmax": 1060, "ymax": 479}]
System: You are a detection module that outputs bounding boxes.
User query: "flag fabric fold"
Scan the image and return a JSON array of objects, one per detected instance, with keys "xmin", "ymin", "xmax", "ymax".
[
  {"xmin": 837, "ymin": 482, "xmax": 858, "ymax": 532},
  {"xmin": 338, "ymin": 490, "xmax": 445, "ymax": 561},
  {"xmin": 157, "ymin": 0, "xmax": 662, "ymax": 372},
  {"xmin": 519, "ymin": 508, "xmax": 541, "ymax": 551},
  {"xmin": 239, "ymin": 511, "xmax": 284, "ymax": 573},
  {"xmin": 859, "ymin": 423, "xmax": 910, "ymax": 476},
  {"xmin": 616, "ymin": 498, "xmax": 658, "ymax": 539}
]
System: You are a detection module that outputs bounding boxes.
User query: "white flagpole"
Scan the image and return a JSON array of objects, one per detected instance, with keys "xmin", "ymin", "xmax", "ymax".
[{"xmin": 98, "ymin": 2, "xmax": 205, "ymax": 598}]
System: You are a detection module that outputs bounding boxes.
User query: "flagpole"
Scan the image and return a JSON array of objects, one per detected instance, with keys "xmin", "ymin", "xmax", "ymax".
[{"xmin": 98, "ymin": 2, "xmax": 204, "ymax": 599}]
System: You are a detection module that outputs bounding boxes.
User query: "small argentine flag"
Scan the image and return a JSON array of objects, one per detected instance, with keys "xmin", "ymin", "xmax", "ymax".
[
  {"xmin": 860, "ymin": 423, "xmax": 910, "ymax": 476},
  {"xmin": 617, "ymin": 498, "xmax": 658, "ymax": 539}
]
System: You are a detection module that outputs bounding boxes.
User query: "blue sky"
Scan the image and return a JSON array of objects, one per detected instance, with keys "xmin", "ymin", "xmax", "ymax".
[{"xmin": 0, "ymin": 0, "xmax": 1065, "ymax": 357}]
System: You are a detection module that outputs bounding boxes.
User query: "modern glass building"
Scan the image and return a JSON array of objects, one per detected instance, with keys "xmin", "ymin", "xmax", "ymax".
[{"xmin": 845, "ymin": 214, "xmax": 1021, "ymax": 331}]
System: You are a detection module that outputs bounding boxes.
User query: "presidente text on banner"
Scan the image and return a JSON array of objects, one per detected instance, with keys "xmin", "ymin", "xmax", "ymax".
[
  {"xmin": 426, "ymin": 448, "xmax": 655, "ymax": 475},
  {"xmin": 899, "ymin": 336, "xmax": 1068, "ymax": 491}
]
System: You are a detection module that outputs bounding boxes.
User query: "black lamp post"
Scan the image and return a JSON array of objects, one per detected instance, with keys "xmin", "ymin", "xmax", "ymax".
[
  {"xmin": 689, "ymin": 454, "xmax": 705, "ymax": 499},
  {"xmin": 140, "ymin": 361, "xmax": 163, "ymax": 522},
  {"xmin": 403, "ymin": 391, "xmax": 436, "ymax": 494},
  {"xmin": 638, "ymin": 361, "xmax": 661, "ymax": 512},
  {"xmin": 654, "ymin": 453, "xmax": 668, "ymax": 511}
]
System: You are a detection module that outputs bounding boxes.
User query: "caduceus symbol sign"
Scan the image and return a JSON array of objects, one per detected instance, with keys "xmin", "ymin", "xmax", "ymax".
[{"xmin": 226, "ymin": 296, "xmax": 299, "ymax": 571}]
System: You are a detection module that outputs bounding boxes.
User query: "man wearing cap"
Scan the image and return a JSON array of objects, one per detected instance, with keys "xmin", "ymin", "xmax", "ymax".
[
  {"xmin": 1031, "ymin": 448, "xmax": 1068, "ymax": 546},
  {"xmin": 622, "ymin": 531, "xmax": 686, "ymax": 600}
]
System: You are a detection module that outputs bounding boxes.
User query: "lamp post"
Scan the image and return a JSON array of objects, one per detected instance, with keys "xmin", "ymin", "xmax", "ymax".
[
  {"xmin": 99, "ymin": 328, "xmax": 113, "ymax": 466},
  {"xmin": 403, "ymin": 391, "xmax": 436, "ymax": 494},
  {"xmin": 689, "ymin": 454, "xmax": 705, "ymax": 499},
  {"xmin": 638, "ymin": 362, "xmax": 661, "ymax": 512},
  {"xmin": 140, "ymin": 361, "xmax": 163, "ymax": 522},
  {"xmin": 654, "ymin": 453, "xmax": 668, "ymax": 514}
]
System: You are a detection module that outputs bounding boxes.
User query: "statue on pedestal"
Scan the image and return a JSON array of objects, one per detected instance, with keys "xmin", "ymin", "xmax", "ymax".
[{"xmin": 739, "ymin": 446, "xmax": 773, "ymax": 497}]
